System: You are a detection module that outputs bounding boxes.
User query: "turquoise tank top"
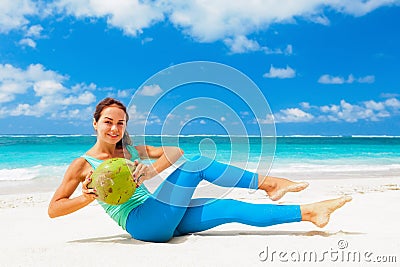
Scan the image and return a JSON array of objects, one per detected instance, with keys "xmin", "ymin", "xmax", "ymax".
[{"xmin": 81, "ymin": 145, "xmax": 150, "ymax": 230}]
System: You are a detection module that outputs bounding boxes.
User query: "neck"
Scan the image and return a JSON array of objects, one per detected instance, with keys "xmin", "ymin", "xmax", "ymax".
[{"xmin": 93, "ymin": 140, "xmax": 117, "ymax": 157}]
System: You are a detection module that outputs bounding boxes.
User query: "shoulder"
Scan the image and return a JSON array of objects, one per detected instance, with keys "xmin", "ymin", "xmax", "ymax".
[
  {"xmin": 65, "ymin": 157, "xmax": 92, "ymax": 182},
  {"xmin": 71, "ymin": 157, "xmax": 90, "ymax": 168}
]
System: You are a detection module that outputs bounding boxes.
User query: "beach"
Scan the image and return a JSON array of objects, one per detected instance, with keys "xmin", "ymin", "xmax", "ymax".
[
  {"xmin": 1, "ymin": 136, "xmax": 400, "ymax": 266},
  {"xmin": 1, "ymin": 176, "xmax": 400, "ymax": 266}
]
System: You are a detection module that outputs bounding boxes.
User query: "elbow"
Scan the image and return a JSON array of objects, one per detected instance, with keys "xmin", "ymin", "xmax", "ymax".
[
  {"xmin": 48, "ymin": 210, "xmax": 55, "ymax": 219},
  {"xmin": 47, "ymin": 204, "xmax": 57, "ymax": 219}
]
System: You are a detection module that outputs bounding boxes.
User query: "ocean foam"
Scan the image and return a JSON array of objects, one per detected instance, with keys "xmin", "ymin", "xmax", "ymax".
[{"xmin": 0, "ymin": 165, "xmax": 67, "ymax": 181}]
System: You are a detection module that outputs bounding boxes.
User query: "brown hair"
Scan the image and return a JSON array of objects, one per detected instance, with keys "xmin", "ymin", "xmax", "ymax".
[{"xmin": 94, "ymin": 97, "xmax": 132, "ymax": 148}]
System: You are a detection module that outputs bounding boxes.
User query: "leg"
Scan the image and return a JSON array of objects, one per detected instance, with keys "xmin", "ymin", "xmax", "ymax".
[
  {"xmin": 300, "ymin": 196, "xmax": 352, "ymax": 227},
  {"xmin": 156, "ymin": 155, "xmax": 308, "ymax": 202},
  {"xmin": 125, "ymin": 156, "xmax": 319, "ymax": 242},
  {"xmin": 175, "ymin": 196, "xmax": 353, "ymax": 236},
  {"xmin": 152, "ymin": 155, "xmax": 259, "ymax": 207},
  {"xmin": 259, "ymin": 175, "xmax": 309, "ymax": 201},
  {"xmin": 174, "ymin": 198, "xmax": 301, "ymax": 236},
  {"xmin": 126, "ymin": 156, "xmax": 258, "ymax": 242}
]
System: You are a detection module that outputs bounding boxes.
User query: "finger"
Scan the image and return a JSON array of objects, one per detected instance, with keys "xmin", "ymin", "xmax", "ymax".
[
  {"xmin": 82, "ymin": 178, "xmax": 92, "ymax": 189},
  {"xmin": 136, "ymin": 173, "xmax": 145, "ymax": 186},
  {"xmin": 83, "ymin": 188, "xmax": 97, "ymax": 196},
  {"xmin": 132, "ymin": 163, "xmax": 143, "ymax": 174},
  {"xmin": 86, "ymin": 170, "xmax": 93, "ymax": 178},
  {"xmin": 132, "ymin": 164, "xmax": 145, "ymax": 182},
  {"xmin": 136, "ymin": 174, "xmax": 141, "ymax": 185},
  {"xmin": 133, "ymin": 172, "xmax": 143, "ymax": 184},
  {"xmin": 82, "ymin": 180, "xmax": 90, "ymax": 189},
  {"xmin": 83, "ymin": 171, "xmax": 93, "ymax": 184},
  {"xmin": 137, "ymin": 164, "xmax": 148, "ymax": 175}
]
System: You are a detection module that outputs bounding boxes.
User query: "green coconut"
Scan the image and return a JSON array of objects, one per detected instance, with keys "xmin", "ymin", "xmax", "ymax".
[{"xmin": 88, "ymin": 158, "xmax": 137, "ymax": 205}]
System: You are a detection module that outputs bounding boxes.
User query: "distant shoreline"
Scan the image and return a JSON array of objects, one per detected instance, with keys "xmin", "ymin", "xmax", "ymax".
[{"xmin": 1, "ymin": 134, "xmax": 399, "ymax": 138}]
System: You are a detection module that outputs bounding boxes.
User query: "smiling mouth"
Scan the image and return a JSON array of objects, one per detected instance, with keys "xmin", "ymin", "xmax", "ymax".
[{"xmin": 108, "ymin": 133, "xmax": 119, "ymax": 138}]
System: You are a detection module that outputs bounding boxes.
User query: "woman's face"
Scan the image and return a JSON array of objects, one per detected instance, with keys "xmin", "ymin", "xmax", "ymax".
[{"xmin": 94, "ymin": 106, "xmax": 127, "ymax": 145}]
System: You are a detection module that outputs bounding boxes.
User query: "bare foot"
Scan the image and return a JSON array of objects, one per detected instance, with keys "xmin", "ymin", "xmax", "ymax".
[
  {"xmin": 301, "ymin": 196, "xmax": 352, "ymax": 228},
  {"xmin": 260, "ymin": 176, "xmax": 309, "ymax": 201}
]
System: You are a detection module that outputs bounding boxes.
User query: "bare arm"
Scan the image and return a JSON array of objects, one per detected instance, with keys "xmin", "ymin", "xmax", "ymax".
[
  {"xmin": 134, "ymin": 145, "xmax": 184, "ymax": 181},
  {"xmin": 48, "ymin": 158, "xmax": 96, "ymax": 218}
]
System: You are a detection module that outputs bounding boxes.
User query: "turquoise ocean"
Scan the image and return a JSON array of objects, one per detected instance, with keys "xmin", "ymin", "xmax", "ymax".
[{"xmin": 1, "ymin": 135, "xmax": 399, "ymax": 194}]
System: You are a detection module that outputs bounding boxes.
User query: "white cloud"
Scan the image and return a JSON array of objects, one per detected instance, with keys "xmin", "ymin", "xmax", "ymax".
[
  {"xmin": 53, "ymin": 0, "xmax": 165, "ymax": 37},
  {"xmin": 127, "ymin": 104, "xmax": 148, "ymax": 125},
  {"xmin": 0, "ymin": 92, "xmax": 15, "ymax": 103},
  {"xmin": 71, "ymin": 82, "xmax": 97, "ymax": 93},
  {"xmin": 263, "ymin": 97, "xmax": 400, "ymax": 124},
  {"xmin": 300, "ymin": 102, "xmax": 311, "ymax": 109},
  {"xmin": 164, "ymin": 1, "xmax": 318, "ymax": 41},
  {"xmin": 262, "ymin": 44, "xmax": 294, "ymax": 55},
  {"xmin": 19, "ymin": 38, "xmax": 36, "ymax": 48},
  {"xmin": 263, "ymin": 65, "xmax": 296, "ymax": 79},
  {"xmin": 0, "ymin": 0, "xmax": 38, "ymax": 33},
  {"xmin": 59, "ymin": 91, "xmax": 96, "ymax": 105},
  {"xmin": 10, "ymin": 103, "xmax": 38, "ymax": 116},
  {"xmin": 284, "ymin": 44, "xmax": 293, "ymax": 55},
  {"xmin": 318, "ymin": 74, "xmax": 375, "ymax": 84},
  {"xmin": 0, "ymin": 63, "xmax": 97, "ymax": 119},
  {"xmin": 318, "ymin": 74, "xmax": 345, "ymax": 84},
  {"xmin": 364, "ymin": 100, "xmax": 385, "ymax": 111},
  {"xmin": 141, "ymin": 37, "xmax": 153, "ymax": 45},
  {"xmin": 306, "ymin": 13, "xmax": 330, "ymax": 26},
  {"xmin": 18, "ymin": 25, "xmax": 45, "ymax": 48},
  {"xmin": 25, "ymin": 24, "xmax": 43, "ymax": 37},
  {"xmin": 117, "ymin": 89, "xmax": 131, "ymax": 98},
  {"xmin": 357, "ymin": 75, "xmax": 375, "ymax": 84},
  {"xmin": 330, "ymin": 0, "xmax": 400, "ymax": 17},
  {"xmin": 138, "ymin": 84, "xmax": 162, "ymax": 96},
  {"xmin": 33, "ymin": 80, "xmax": 65, "ymax": 96},
  {"xmin": 385, "ymin": 98, "xmax": 400, "ymax": 108},
  {"xmin": 257, "ymin": 114, "xmax": 275, "ymax": 124},
  {"xmin": 224, "ymin": 35, "xmax": 293, "ymax": 55},
  {"xmin": 3, "ymin": 1, "xmax": 399, "ymax": 52},
  {"xmin": 323, "ymin": 98, "xmax": 397, "ymax": 122},
  {"xmin": 0, "ymin": 63, "xmax": 65, "ymax": 103},
  {"xmin": 224, "ymin": 35, "xmax": 261, "ymax": 54},
  {"xmin": 0, "ymin": 81, "xmax": 29, "ymax": 96},
  {"xmin": 147, "ymin": 115, "xmax": 162, "ymax": 125},
  {"xmin": 4, "ymin": 1, "xmax": 394, "ymax": 43},
  {"xmin": 274, "ymin": 108, "xmax": 314, "ymax": 123}
]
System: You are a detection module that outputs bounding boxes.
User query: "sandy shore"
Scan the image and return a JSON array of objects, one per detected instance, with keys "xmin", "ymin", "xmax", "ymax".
[{"xmin": 1, "ymin": 176, "xmax": 399, "ymax": 267}]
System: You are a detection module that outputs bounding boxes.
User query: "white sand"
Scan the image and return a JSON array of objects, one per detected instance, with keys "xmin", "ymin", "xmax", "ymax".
[{"xmin": 1, "ymin": 177, "xmax": 399, "ymax": 267}]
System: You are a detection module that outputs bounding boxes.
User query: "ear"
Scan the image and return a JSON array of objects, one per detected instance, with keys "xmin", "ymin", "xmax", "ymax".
[{"xmin": 93, "ymin": 118, "xmax": 98, "ymax": 131}]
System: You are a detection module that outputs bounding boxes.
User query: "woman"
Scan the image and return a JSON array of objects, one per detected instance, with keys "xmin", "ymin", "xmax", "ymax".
[{"xmin": 48, "ymin": 97, "xmax": 351, "ymax": 242}]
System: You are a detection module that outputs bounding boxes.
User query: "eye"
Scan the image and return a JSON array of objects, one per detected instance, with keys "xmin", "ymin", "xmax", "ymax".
[
  {"xmin": 105, "ymin": 121, "xmax": 112, "ymax": 124},
  {"xmin": 118, "ymin": 122, "xmax": 125, "ymax": 126}
]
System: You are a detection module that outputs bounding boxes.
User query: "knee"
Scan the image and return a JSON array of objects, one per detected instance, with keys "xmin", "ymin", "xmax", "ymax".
[{"xmin": 182, "ymin": 155, "xmax": 213, "ymax": 172}]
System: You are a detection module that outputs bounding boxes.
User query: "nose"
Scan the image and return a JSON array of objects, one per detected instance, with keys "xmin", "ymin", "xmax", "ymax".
[{"xmin": 111, "ymin": 124, "xmax": 118, "ymax": 131}]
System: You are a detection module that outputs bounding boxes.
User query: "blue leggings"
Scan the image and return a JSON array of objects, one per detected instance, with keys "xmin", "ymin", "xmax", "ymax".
[{"xmin": 126, "ymin": 156, "xmax": 301, "ymax": 242}]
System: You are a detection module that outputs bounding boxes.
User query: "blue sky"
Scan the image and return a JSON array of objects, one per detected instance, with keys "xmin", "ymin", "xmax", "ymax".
[{"xmin": 0, "ymin": 0, "xmax": 399, "ymax": 136}]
